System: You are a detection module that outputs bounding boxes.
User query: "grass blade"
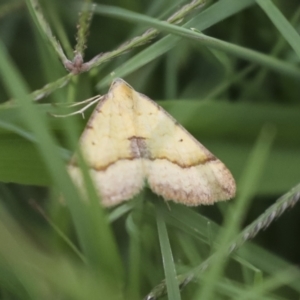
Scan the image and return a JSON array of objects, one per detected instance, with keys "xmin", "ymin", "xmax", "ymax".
[
  {"xmin": 92, "ymin": 3, "xmax": 300, "ymax": 81},
  {"xmin": 256, "ymin": 0, "xmax": 300, "ymax": 60},
  {"xmin": 0, "ymin": 41, "xmax": 124, "ymax": 297},
  {"xmin": 155, "ymin": 200, "xmax": 181, "ymax": 300}
]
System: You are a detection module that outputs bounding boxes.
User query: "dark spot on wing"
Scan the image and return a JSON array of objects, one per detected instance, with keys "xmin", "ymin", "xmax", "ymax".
[{"xmin": 128, "ymin": 136, "xmax": 149, "ymax": 159}]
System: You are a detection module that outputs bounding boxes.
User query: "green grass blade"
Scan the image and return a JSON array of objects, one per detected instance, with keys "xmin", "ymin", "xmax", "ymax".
[
  {"xmin": 125, "ymin": 207, "xmax": 144, "ymax": 300},
  {"xmin": 97, "ymin": 0, "xmax": 256, "ymax": 88},
  {"xmin": 155, "ymin": 200, "xmax": 181, "ymax": 300},
  {"xmin": 194, "ymin": 125, "xmax": 276, "ymax": 300},
  {"xmin": 234, "ymin": 267, "xmax": 299, "ymax": 300},
  {"xmin": 24, "ymin": 0, "xmax": 69, "ymax": 64},
  {"xmin": 0, "ymin": 207, "xmax": 116, "ymax": 299},
  {"xmin": 92, "ymin": 3, "xmax": 300, "ymax": 81},
  {"xmin": 256, "ymin": 0, "xmax": 300, "ymax": 60},
  {"xmin": 145, "ymin": 190, "xmax": 300, "ymax": 299},
  {"xmin": 0, "ymin": 41, "xmax": 124, "ymax": 297}
]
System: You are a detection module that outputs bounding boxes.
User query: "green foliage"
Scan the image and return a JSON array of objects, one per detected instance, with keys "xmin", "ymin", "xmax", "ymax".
[{"xmin": 0, "ymin": 0, "xmax": 300, "ymax": 299}]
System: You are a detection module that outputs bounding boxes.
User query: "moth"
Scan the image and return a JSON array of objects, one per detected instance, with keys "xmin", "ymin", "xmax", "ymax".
[{"xmin": 68, "ymin": 78, "xmax": 236, "ymax": 207}]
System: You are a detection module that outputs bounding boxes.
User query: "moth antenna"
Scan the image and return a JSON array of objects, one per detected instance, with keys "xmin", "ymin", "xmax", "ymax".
[{"xmin": 50, "ymin": 96, "xmax": 103, "ymax": 118}]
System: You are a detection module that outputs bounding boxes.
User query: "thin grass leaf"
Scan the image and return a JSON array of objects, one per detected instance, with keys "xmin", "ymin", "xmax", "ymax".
[
  {"xmin": 174, "ymin": 183, "xmax": 300, "ymax": 295},
  {"xmin": 108, "ymin": 202, "xmax": 134, "ymax": 223},
  {"xmin": 126, "ymin": 206, "xmax": 144, "ymax": 300},
  {"xmin": 2, "ymin": 1, "xmax": 300, "ymax": 299},
  {"xmin": 92, "ymin": 4, "xmax": 300, "ymax": 81},
  {"xmin": 97, "ymin": 0, "xmax": 256, "ymax": 88},
  {"xmin": 230, "ymin": 183, "xmax": 300, "ymax": 252},
  {"xmin": 203, "ymin": 64, "xmax": 256, "ymax": 101},
  {"xmin": 237, "ymin": 256, "xmax": 263, "ymax": 286},
  {"xmin": 25, "ymin": 0, "xmax": 69, "ymax": 66},
  {"xmin": 15, "ymin": 0, "xmax": 254, "ymax": 101},
  {"xmin": 82, "ymin": 0, "xmax": 206, "ymax": 72},
  {"xmin": 215, "ymin": 278, "xmax": 285, "ymax": 300},
  {"xmin": 233, "ymin": 267, "xmax": 299, "ymax": 300},
  {"xmin": 0, "ymin": 207, "xmax": 116, "ymax": 299},
  {"xmin": 0, "ymin": 41, "xmax": 124, "ymax": 297},
  {"xmin": 239, "ymin": 243, "xmax": 300, "ymax": 294},
  {"xmin": 155, "ymin": 200, "xmax": 181, "ymax": 300},
  {"xmin": 176, "ymin": 233, "xmax": 203, "ymax": 264},
  {"xmin": 29, "ymin": 199, "xmax": 87, "ymax": 263},
  {"xmin": 41, "ymin": 1, "xmax": 74, "ymax": 58},
  {"xmin": 6, "ymin": 0, "xmax": 206, "ymax": 102},
  {"xmin": 241, "ymin": 6, "xmax": 300, "ymax": 99},
  {"xmin": 145, "ymin": 125, "xmax": 276, "ymax": 299},
  {"xmin": 194, "ymin": 125, "xmax": 276, "ymax": 300},
  {"xmin": 256, "ymin": 0, "xmax": 300, "ymax": 60},
  {"xmin": 0, "ymin": 118, "xmax": 39, "ymax": 144}
]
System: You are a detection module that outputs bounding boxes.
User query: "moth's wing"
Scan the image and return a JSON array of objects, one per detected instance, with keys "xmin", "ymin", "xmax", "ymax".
[
  {"xmin": 69, "ymin": 78, "xmax": 236, "ymax": 207},
  {"xmin": 133, "ymin": 92, "xmax": 236, "ymax": 206},
  {"xmin": 68, "ymin": 80, "xmax": 145, "ymax": 207}
]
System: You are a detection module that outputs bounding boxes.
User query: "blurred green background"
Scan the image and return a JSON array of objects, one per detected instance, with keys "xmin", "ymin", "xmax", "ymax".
[{"xmin": 0, "ymin": 0, "xmax": 300, "ymax": 299}]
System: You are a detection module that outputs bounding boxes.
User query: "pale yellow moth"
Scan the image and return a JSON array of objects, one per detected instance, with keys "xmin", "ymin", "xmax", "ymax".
[{"xmin": 68, "ymin": 78, "xmax": 236, "ymax": 207}]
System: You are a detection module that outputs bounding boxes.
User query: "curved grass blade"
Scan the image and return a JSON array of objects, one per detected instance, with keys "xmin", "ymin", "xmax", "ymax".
[{"xmin": 92, "ymin": 3, "xmax": 300, "ymax": 81}]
